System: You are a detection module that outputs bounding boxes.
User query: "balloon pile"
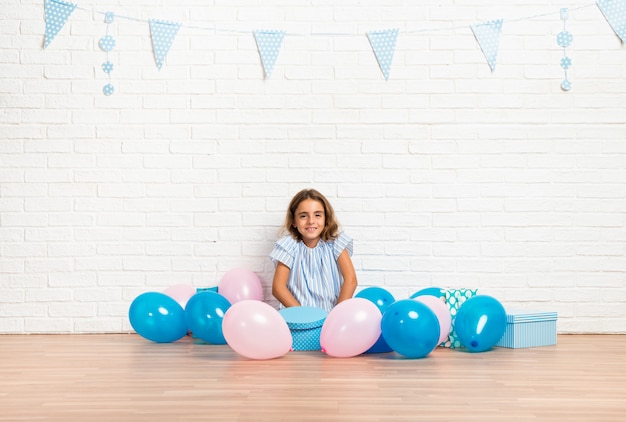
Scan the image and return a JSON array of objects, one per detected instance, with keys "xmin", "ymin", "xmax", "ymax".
[
  {"xmin": 129, "ymin": 273, "xmax": 507, "ymax": 361},
  {"xmin": 129, "ymin": 268, "xmax": 263, "ymax": 345}
]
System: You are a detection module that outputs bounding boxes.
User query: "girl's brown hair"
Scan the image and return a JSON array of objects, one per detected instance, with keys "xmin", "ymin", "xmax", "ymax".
[{"xmin": 283, "ymin": 189, "xmax": 339, "ymax": 241}]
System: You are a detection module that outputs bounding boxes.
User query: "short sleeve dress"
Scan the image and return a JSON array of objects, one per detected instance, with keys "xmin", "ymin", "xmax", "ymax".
[{"xmin": 269, "ymin": 232, "xmax": 353, "ymax": 312}]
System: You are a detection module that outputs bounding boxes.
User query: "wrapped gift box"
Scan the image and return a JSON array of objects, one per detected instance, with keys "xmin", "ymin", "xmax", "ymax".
[
  {"xmin": 496, "ymin": 309, "xmax": 558, "ymax": 348},
  {"xmin": 441, "ymin": 288, "xmax": 479, "ymax": 348},
  {"xmin": 279, "ymin": 306, "xmax": 327, "ymax": 351}
]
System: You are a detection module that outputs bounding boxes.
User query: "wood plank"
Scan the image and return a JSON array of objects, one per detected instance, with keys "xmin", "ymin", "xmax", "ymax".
[{"xmin": 0, "ymin": 334, "xmax": 624, "ymax": 421}]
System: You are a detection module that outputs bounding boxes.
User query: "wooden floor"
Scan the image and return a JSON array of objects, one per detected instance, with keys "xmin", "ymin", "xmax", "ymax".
[{"xmin": 0, "ymin": 334, "xmax": 624, "ymax": 421}]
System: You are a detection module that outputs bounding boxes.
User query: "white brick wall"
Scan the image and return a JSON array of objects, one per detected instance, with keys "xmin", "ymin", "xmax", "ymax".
[{"xmin": 1, "ymin": 0, "xmax": 625, "ymax": 334}]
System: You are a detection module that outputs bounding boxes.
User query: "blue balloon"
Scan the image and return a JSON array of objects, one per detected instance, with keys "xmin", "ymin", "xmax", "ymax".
[
  {"xmin": 356, "ymin": 287, "xmax": 396, "ymax": 354},
  {"xmin": 381, "ymin": 299, "xmax": 440, "ymax": 359},
  {"xmin": 366, "ymin": 335, "xmax": 394, "ymax": 354},
  {"xmin": 356, "ymin": 286, "xmax": 395, "ymax": 310},
  {"xmin": 185, "ymin": 291, "xmax": 231, "ymax": 344},
  {"xmin": 454, "ymin": 295, "xmax": 507, "ymax": 352},
  {"xmin": 409, "ymin": 287, "xmax": 443, "ymax": 299},
  {"xmin": 129, "ymin": 292, "xmax": 188, "ymax": 343}
]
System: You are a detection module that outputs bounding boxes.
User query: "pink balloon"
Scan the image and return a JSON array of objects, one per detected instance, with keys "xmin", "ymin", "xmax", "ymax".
[
  {"xmin": 222, "ymin": 300, "xmax": 292, "ymax": 360},
  {"xmin": 218, "ymin": 268, "xmax": 263, "ymax": 304},
  {"xmin": 414, "ymin": 295, "xmax": 452, "ymax": 345},
  {"xmin": 163, "ymin": 284, "xmax": 197, "ymax": 309},
  {"xmin": 320, "ymin": 298, "xmax": 382, "ymax": 358}
]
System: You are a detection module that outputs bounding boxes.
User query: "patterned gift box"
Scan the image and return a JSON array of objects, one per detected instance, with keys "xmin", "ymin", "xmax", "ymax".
[
  {"xmin": 496, "ymin": 309, "xmax": 558, "ymax": 348},
  {"xmin": 441, "ymin": 288, "xmax": 479, "ymax": 348},
  {"xmin": 279, "ymin": 306, "xmax": 327, "ymax": 351}
]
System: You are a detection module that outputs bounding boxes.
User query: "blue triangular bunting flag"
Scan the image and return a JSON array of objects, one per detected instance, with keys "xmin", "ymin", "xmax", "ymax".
[
  {"xmin": 43, "ymin": 0, "xmax": 77, "ymax": 48},
  {"xmin": 597, "ymin": 0, "xmax": 626, "ymax": 43},
  {"xmin": 149, "ymin": 19, "xmax": 181, "ymax": 70},
  {"xmin": 367, "ymin": 28, "xmax": 399, "ymax": 81},
  {"xmin": 254, "ymin": 30, "xmax": 286, "ymax": 78},
  {"xmin": 470, "ymin": 19, "xmax": 503, "ymax": 72}
]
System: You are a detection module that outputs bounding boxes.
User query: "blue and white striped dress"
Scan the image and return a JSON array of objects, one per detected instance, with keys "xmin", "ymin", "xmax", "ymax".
[{"xmin": 270, "ymin": 232, "xmax": 353, "ymax": 312}]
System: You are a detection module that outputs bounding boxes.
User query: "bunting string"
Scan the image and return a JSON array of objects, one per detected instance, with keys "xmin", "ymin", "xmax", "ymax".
[
  {"xmin": 41, "ymin": 1, "xmax": 624, "ymax": 94},
  {"xmin": 79, "ymin": 3, "xmax": 599, "ymax": 36}
]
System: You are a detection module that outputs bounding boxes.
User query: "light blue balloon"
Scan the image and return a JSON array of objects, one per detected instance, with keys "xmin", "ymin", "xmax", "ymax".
[
  {"xmin": 454, "ymin": 295, "xmax": 507, "ymax": 352},
  {"xmin": 129, "ymin": 292, "xmax": 188, "ymax": 343},
  {"xmin": 381, "ymin": 299, "xmax": 440, "ymax": 359},
  {"xmin": 185, "ymin": 291, "xmax": 231, "ymax": 344},
  {"xmin": 356, "ymin": 287, "xmax": 395, "ymax": 353}
]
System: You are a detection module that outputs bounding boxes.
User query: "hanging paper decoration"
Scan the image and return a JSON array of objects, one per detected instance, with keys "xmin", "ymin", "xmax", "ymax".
[
  {"xmin": 99, "ymin": 12, "xmax": 116, "ymax": 96},
  {"xmin": 366, "ymin": 28, "xmax": 399, "ymax": 81},
  {"xmin": 253, "ymin": 30, "xmax": 286, "ymax": 79},
  {"xmin": 149, "ymin": 19, "xmax": 181, "ymax": 70},
  {"xmin": 558, "ymin": 8, "xmax": 573, "ymax": 91},
  {"xmin": 470, "ymin": 19, "xmax": 503, "ymax": 72},
  {"xmin": 597, "ymin": 0, "xmax": 626, "ymax": 43},
  {"xmin": 43, "ymin": 0, "xmax": 77, "ymax": 48},
  {"xmin": 37, "ymin": 2, "xmax": 626, "ymax": 87}
]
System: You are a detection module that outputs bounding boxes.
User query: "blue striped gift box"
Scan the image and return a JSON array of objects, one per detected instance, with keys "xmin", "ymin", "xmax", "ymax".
[{"xmin": 496, "ymin": 309, "xmax": 558, "ymax": 348}]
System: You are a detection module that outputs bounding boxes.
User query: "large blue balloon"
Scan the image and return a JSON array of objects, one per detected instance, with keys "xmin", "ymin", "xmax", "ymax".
[
  {"xmin": 381, "ymin": 299, "xmax": 440, "ymax": 359},
  {"xmin": 454, "ymin": 295, "xmax": 507, "ymax": 352},
  {"xmin": 356, "ymin": 287, "xmax": 395, "ymax": 353},
  {"xmin": 409, "ymin": 287, "xmax": 443, "ymax": 299},
  {"xmin": 129, "ymin": 292, "xmax": 188, "ymax": 343},
  {"xmin": 185, "ymin": 291, "xmax": 231, "ymax": 344}
]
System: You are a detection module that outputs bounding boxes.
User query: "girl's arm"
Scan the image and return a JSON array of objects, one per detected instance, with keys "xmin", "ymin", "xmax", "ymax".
[
  {"xmin": 271, "ymin": 262, "xmax": 301, "ymax": 308},
  {"xmin": 336, "ymin": 249, "xmax": 358, "ymax": 304}
]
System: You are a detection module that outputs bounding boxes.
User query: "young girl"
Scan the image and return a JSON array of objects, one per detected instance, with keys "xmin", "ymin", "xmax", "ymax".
[{"xmin": 270, "ymin": 189, "xmax": 358, "ymax": 312}]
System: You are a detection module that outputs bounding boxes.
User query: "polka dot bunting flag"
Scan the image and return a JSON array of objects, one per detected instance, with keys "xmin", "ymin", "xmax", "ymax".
[
  {"xmin": 367, "ymin": 28, "xmax": 399, "ymax": 81},
  {"xmin": 149, "ymin": 19, "xmax": 181, "ymax": 70},
  {"xmin": 470, "ymin": 19, "xmax": 503, "ymax": 72},
  {"xmin": 253, "ymin": 30, "xmax": 286, "ymax": 79},
  {"xmin": 597, "ymin": 0, "xmax": 626, "ymax": 43},
  {"xmin": 43, "ymin": 0, "xmax": 77, "ymax": 48}
]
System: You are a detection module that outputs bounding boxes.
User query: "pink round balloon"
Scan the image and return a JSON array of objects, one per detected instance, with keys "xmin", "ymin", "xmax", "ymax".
[
  {"xmin": 218, "ymin": 268, "xmax": 263, "ymax": 304},
  {"xmin": 222, "ymin": 300, "xmax": 292, "ymax": 360},
  {"xmin": 320, "ymin": 298, "xmax": 382, "ymax": 358},
  {"xmin": 413, "ymin": 295, "xmax": 452, "ymax": 345},
  {"xmin": 163, "ymin": 284, "xmax": 196, "ymax": 309}
]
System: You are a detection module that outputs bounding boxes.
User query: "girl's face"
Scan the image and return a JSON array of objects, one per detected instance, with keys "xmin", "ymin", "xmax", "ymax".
[{"xmin": 292, "ymin": 198, "xmax": 326, "ymax": 247}]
